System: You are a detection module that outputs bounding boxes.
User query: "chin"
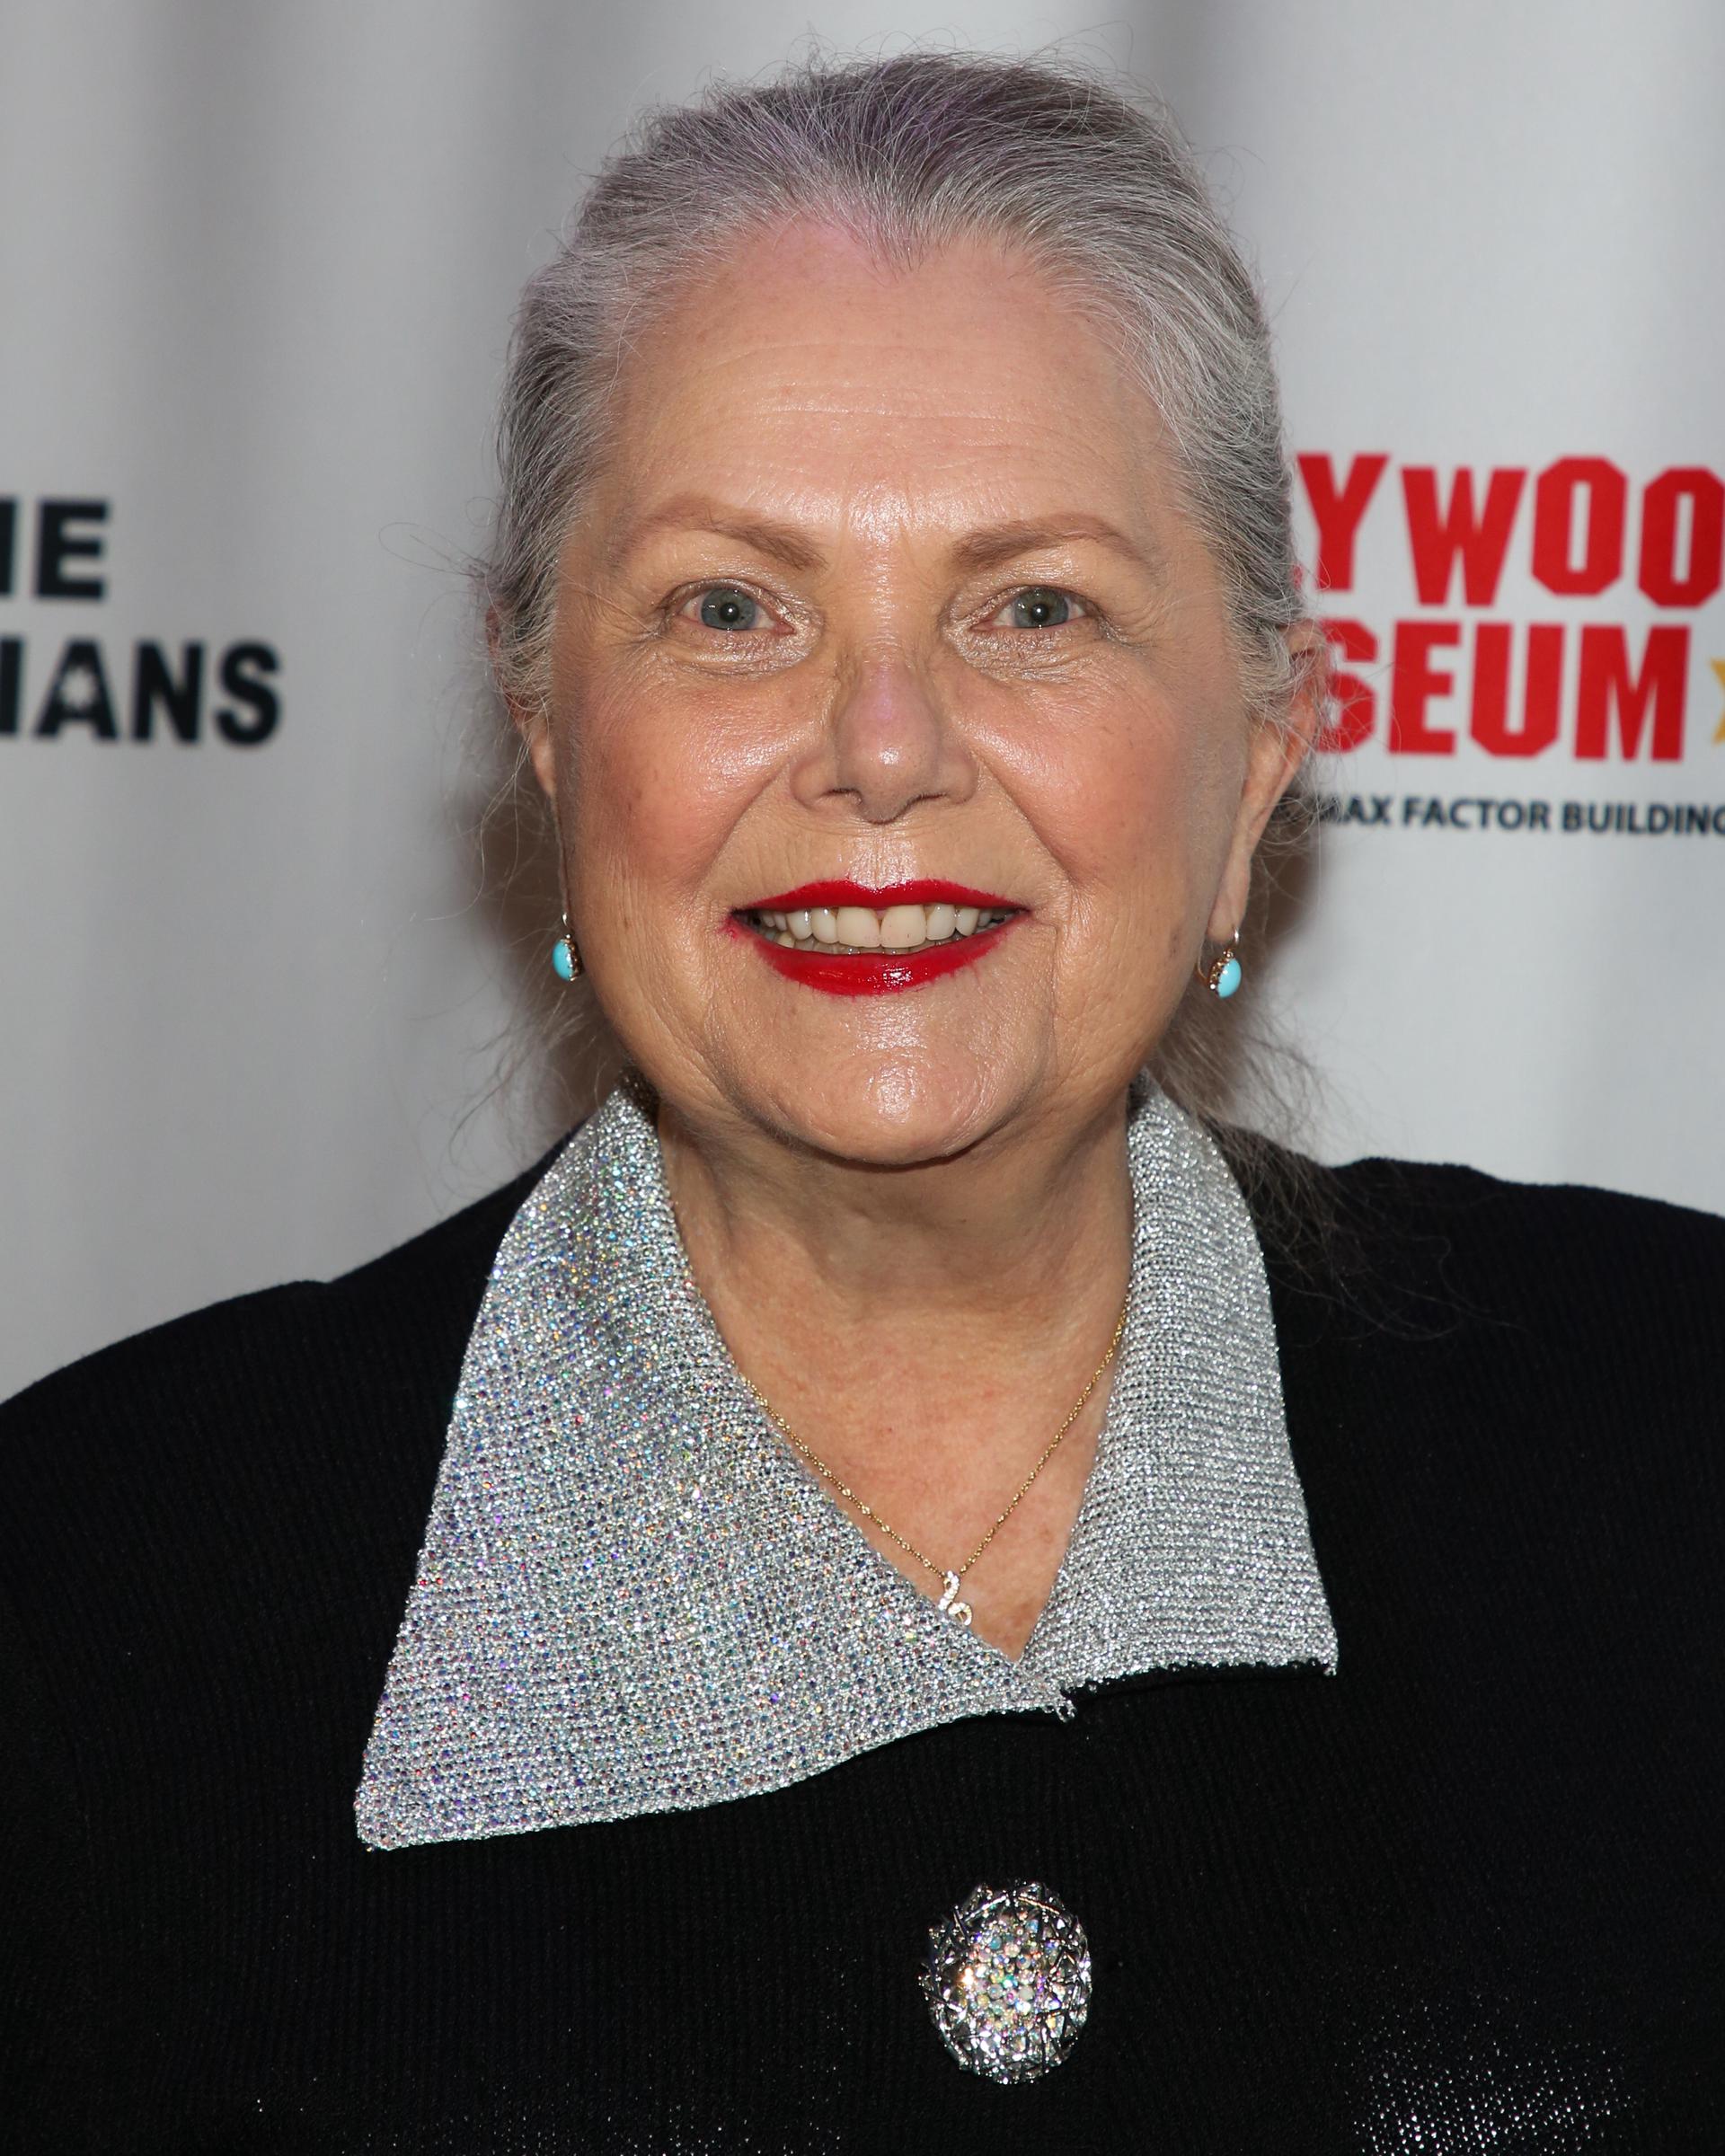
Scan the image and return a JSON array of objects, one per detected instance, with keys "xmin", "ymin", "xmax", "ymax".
[{"xmin": 754, "ymin": 1050, "xmax": 1015, "ymax": 1171}]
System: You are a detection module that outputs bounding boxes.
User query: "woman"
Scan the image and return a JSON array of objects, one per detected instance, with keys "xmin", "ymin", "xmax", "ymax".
[{"xmin": 4, "ymin": 49, "xmax": 1721, "ymax": 2153}]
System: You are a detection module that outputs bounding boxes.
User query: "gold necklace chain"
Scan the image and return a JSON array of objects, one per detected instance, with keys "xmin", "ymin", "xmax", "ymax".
[{"xmin": 740, "ymin": 1294, "xmax": 1130, "ymax": 1626}]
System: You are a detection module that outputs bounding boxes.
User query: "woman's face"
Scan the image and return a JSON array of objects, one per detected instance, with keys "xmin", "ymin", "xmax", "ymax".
[{"xmin": 524, "ymin": 224, "xmax": 1309, "ymax": 1168}]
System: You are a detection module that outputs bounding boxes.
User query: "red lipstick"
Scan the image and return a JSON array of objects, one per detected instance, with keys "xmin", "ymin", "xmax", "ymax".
[
  {"xmin": 748, "ymin": 879, "xmax": 1016, "ymax": 912},
  {"xmin": 744, "ymin": 926, "xmax": 1014, "ymax": 995},
  {"xmin": 730, "ymin": 879, "xmax": 1024, "ymax": 997}
]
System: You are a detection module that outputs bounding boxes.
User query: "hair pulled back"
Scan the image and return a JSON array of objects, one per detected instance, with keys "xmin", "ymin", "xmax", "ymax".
[
  {"xmin": 483, "ymin": 49, "xmax": 1322, "ymax": 1159},
  {"xmin": 485, "ymin": 50, "xmax": 1312, "ymax": 730}
]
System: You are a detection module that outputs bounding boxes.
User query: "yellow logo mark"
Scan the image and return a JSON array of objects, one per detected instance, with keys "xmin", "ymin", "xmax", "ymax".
[{"xmin": 1713, "ymin": 658, "xmax": 1725, "ymax": 745}]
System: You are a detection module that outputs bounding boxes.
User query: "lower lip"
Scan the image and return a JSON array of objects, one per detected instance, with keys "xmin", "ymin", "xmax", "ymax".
[{"xmin": 735, "ymin": 918, "xmax": 1017, "ymax": 996}]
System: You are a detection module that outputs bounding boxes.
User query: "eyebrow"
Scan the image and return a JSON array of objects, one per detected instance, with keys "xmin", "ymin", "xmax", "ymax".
[
  {"xmin": 606, "ymin": 501, "xmax": 1159, "ymax": 580},
  {"xmin": 948, "ymin": 517, "xmax": 1160, "ymax": 577},
  {"xmin": 608, "ymin": 499, "xmax": 826, "ymax": 574}
]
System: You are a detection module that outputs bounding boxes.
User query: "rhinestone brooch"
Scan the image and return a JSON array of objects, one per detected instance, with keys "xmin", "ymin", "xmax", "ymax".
[{"xmin": 922, "ymin": 1881, "xmax": 1092, "ymax": 2084}]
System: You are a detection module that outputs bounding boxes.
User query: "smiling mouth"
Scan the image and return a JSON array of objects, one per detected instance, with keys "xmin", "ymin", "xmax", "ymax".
[{"xmin": 731, "ymin": 880, "xmax": 1024, "ymax": 995}]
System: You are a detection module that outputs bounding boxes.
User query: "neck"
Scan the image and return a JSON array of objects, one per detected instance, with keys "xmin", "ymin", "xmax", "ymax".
[
  {"xmin": 656, "ymin": 1089, "xmax": 1137, "ymax": 1657},
  {"xmin": 658, "ymin": 1091, "xmax": 1134, "ymax": 1455},
  {"xmin": 664, "ymin": 1092, "xmax": 1127, "ymax": 1313}
]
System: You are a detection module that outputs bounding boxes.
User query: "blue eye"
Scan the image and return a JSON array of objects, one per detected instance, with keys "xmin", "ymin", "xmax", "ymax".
[
  {"xmin": 698, "ymin": 587, "xmax": 761, "ymax": 632},
  {"xmin": 1009, "ymin": 588, "xmax": 1074, "ymax": 629}
]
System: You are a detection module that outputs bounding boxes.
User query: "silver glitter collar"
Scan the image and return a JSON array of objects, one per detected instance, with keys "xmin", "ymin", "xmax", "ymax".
[{"xmin": 355, "ymin": 1082, "xmax": 1336, "ymax": 1850}]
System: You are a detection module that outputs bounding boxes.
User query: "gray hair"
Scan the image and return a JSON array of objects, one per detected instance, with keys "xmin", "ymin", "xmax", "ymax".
[
  {"xmin": 483, "ymin": 49, "xmax": 1323, "ymax": 1167},
  {"xmin": 485, "ymin": 49, "xmax": 1314, "ymax": 730}
]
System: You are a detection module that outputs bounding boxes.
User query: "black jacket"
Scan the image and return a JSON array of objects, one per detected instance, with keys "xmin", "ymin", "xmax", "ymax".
[{"xmin": 4, "ymin": 1150, "xmax": 1722, "ymax": 2152}]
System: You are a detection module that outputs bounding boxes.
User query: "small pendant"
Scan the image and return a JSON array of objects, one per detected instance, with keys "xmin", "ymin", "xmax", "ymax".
[
  {"xmin": 922, "ymin": 1881, "xmax": 1092, "ymax": 2083},
  {"xmin": 937, "ymin": 1570, "xmax": 973, "ymax": 1626}
]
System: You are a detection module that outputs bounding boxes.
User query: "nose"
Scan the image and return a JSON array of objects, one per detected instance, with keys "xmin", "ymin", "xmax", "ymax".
[{"xmin": 791, "ymin": 650, "xmax": 977, "ymax": 826}]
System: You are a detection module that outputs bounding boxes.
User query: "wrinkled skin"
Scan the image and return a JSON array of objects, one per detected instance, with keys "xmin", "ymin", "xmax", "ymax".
[{"xmin": 514, "ymin": 224, "xmax": 1317, "ymax": 1653}]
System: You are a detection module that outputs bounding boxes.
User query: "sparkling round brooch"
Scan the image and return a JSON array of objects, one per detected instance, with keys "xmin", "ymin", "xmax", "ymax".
[{"xmin": 921, "ymin": 1881, "xmax": 1092, "ymax": 2085}]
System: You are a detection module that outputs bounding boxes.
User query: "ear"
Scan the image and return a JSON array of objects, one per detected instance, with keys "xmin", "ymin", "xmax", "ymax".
[
  {"xmin": 489, "ymin": 605, "xmax": 558, "ymax": 801},
  {"xmin": 1207, "ymin": 622, "xmax": 1324, "ymax": 943}
]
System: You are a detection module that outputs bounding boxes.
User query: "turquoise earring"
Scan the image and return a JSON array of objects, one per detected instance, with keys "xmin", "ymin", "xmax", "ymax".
[
  {"xmin": 552, "ymin": 912, "xmax": 581, "ymax": 983},
  {"xmin": 1199, "ymin": 930, "xmax": 1243, "ymax": 1000}
]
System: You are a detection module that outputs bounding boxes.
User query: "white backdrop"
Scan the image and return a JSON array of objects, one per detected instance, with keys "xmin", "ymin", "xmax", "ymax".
[{"xmin": 3, "ymin": 0, "xmax": 1721, "ymax": 1402}]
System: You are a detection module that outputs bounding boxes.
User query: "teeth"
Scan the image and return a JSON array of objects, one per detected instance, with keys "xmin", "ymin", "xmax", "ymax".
[
  {"xmin": 748, "ymin": 900, "xmax": 1013, "ymax": 955},
  {"xmin": 834, "ymin": 906, "xmax": 882, "ymax": 949}
]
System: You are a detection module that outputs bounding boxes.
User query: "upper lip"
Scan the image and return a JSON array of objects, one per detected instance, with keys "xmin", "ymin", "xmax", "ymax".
[{"xmin": 740, "ymin": 879, "xmax": 1020, "ymax": 911}]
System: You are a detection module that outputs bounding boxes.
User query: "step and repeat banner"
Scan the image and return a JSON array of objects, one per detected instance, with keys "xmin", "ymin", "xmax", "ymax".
[{"xmin": 3, "ymin": 0, "xmax": 1721, "ymax": 1399}]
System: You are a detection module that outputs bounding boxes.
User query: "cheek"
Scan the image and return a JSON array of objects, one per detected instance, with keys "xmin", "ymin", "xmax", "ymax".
[
  {"xmin": 1012, "ymin": 684, "xmax": 1239, "ymax": 937},
  {"xmin": 561, "ymin": 685, "xmax": 761, "ymax": 914}
]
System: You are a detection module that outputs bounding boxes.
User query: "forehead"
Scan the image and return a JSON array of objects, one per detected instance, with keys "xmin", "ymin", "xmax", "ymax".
[{"xmin": 588, "ymin": 221, "xmax": 1175, "ymax": 543}]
